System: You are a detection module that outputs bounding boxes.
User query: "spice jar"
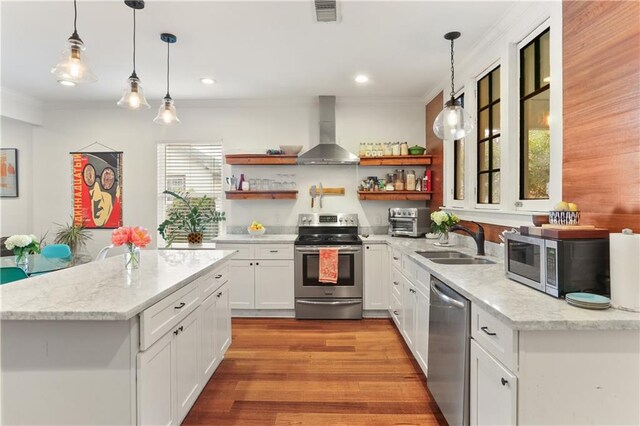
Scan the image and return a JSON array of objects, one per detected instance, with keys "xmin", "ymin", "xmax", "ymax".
[
  {"xmin": 406, "ymin": 170, "xmax": 416, "ymax": 191},
  {"xmin": 394, "ymin": 169, "xmax": 405, "ymax": 191},
  {"xmin": 383, "ymin": 142, "xmax": 393, "ymax": 156},
  {"xmin": 392, "ymin": 142, "xmax": 401, "ymax": 156},
  {"xmin": 400, "ymin": 141, "xmax": 409, "ymax": 156},
  {"xmin": 359, "ymin": 143, "xmax": 366, "ymax": 157}
]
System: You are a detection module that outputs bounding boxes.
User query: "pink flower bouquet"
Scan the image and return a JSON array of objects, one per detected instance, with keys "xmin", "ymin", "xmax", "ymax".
[{"xmin": 111, "ymin": 226, "xmax": 151, "ymax": 269}]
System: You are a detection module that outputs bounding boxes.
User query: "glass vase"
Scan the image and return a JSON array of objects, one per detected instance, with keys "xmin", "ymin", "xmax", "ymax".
[
  {"xmin": 438, "ymin": 231, "xmax": 450, "ymax": 245},
  {"xmin": 15, "ymin": 252, "xmax": 28, "ymax": 271},
  {"xmin": 124, "ymin": 246, "xmax": 141, "ymax": 270}
]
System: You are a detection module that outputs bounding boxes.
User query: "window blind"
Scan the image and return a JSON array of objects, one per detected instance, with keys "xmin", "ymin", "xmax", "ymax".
[{"xmin": 157, "ymin": 143, "xmax": 224, "ymax": 243}]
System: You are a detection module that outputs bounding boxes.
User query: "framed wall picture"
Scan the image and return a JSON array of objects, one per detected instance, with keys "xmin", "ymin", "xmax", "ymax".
[
  {"xmin": 71, "ymin": 151, "xmax": 123, "ymax": 229},
  {"xmin": 0, "ymin": 148, "xmax": 18, "ymax": 197}
]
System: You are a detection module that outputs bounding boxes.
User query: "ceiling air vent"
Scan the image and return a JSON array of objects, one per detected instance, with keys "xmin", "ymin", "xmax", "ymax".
[{"xmin": 315, "ymin": 0, "xmax": 337, "ymax": 22}]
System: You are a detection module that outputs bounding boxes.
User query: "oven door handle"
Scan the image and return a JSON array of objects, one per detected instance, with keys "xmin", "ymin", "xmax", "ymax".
[
  {"xmin": 296, "ymin": 299, "xmax": 362, "ymax": 306},
  {"xmin": 295, "ymin": 246, "xmax": 362, "ymax": 254}
]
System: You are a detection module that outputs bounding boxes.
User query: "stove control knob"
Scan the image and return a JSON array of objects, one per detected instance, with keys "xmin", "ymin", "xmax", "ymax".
[{"xmin": 339, "ymin": 218, "xmax": 344, "ymax": 223}]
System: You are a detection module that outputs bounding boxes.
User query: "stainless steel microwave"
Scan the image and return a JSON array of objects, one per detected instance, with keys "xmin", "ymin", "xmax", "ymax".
[{"xmin": 504, "ymin": 233, "xmax": 610, "ymax": 298}]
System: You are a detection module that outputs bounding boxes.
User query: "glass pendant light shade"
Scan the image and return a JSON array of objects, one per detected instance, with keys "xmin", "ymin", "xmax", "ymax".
[
  {"xmin": 433, "ymin": 31, "xmax": 474, "ymax": 140},
  {"xmin": 153, "ymin": 96, "xmax": 180, "ymax": 125},
  {"xmin": 117, "ymin": 74, "xmax": 150, "ymax": 110},
  {"xmin": 51, "ymin": 36, "xmax": 97, "ymax": 85},
  {"xmin": 433, "ymin": 99, "xmax": 474, "ymax": 140}
]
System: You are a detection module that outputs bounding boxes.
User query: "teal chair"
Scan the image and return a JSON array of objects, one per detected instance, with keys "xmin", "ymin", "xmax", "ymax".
[
  {"xmin": 41, "ymin": 244, "xmax": 72, "ymax": 259},
  {"xmin": 0, "ymin": 267, "xmax": 28, "ymax": 284}
]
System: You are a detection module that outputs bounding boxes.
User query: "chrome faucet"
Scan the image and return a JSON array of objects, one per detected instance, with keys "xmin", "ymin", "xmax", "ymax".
[{"xmin": 449, "ymin": 222, "xmax": 485, "ymax": 256}]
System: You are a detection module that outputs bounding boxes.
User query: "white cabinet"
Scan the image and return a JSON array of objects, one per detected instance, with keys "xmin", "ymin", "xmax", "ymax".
[
  {"xmin": 402, "ymin": 279, "xmax": 416, "ymax": 349},
  {"xmin": 364, "ymin": 244, "xmax": 389, "ymax": 310},
  {"xmin": 229, "ymin": 259, "xmax": 256, "ymax": 309},
  {"xmin": 175, "ymin": 310, "xmax": 201, "ymax": 423},
  {"xmin": 223, "ymin": 244, "xmax": 294, "ymax": 311},
  {"xmin": 138, "ymin": 308, "xmax": 201, "ymax": 426},
  {"xmin": 470, "ymin": 339, "xmax": 517, "ymax": 426},
  {"xmin": 201, "ymin": 282, "xmax": 231, "ymax": 382},
  {"xmin": 414, "ymin": 284, "xmax": 429, "ymax": 373},
  {"xmin": 137, "ymin": 331, "xmax": 175, "ymax": 426},
  {"xmin": 215, "ymin": 283, "xmax": 232, "ymax": 354}
]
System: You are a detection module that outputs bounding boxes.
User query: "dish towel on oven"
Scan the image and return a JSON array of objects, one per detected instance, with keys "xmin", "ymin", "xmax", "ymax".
[{"xmin": 319, "ymin": 248, "xmax": 339, "ymax": 284}]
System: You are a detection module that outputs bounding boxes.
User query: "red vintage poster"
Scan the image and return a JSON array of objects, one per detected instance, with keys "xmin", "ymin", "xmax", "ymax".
[{"xmin": 72, "ymin": 152, "xmax": 123, "ymax": 229}]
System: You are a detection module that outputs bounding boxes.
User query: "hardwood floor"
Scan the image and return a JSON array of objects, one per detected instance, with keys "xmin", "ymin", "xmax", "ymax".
[{"xmin": 184, "ymin": 318, "xmax": 446, "ymax": 426}]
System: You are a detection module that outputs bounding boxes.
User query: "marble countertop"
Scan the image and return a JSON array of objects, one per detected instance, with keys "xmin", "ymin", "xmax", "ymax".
[
  {"xmin": 0, "ymin": 250, "xmax": 236, "ymax": 321},
  {"xmin": 212, "ymin": 234, "xmax": 298, "ymax": 244},
  {"xmin": 363, "ymin": 235, "xmax": 640, "ymax": 331}
]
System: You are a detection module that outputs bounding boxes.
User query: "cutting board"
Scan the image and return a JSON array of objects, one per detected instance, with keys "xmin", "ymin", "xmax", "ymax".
[
  {"xmin": 521, "ymin": 225, "xmax": 609, "ymax": 239},
  {"xmin": 541, "ymin": 224, "xmax": 596, "ymax": 230}
]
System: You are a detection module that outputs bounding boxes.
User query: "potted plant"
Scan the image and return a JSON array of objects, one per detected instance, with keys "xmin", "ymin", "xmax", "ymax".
[
  {"xmin": 430, "ymin": 211, "xmax": 460, "ymax": 245},
  {"xmin": 53, "ymin": 217, "xmax": 93, "ymax": 263},
  {"xmin": 158, "ymin": 191, "xmax": 226, "ymax": 246}
]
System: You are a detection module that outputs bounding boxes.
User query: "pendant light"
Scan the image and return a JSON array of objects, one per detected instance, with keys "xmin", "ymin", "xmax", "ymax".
[
  {"xmin": 433, "ymin": 31, "xmax": 474, "ymax": 140},
  {"xmin": 154, "ymin": 33, "xmax": 180, "ymax": 125},
  {"xmin": 117, "ymin": 1, "xmax": 150, "ymax": 110},
  {"xmin": 51, "ymin": 0, "xmax": 97, "ymax": 85}
]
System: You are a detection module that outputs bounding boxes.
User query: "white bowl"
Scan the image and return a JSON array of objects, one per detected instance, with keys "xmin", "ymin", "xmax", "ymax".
[
  {"xmin": 247, "ymin": 227, "xmax": 266, "ymax": 236},
  {"xmin": 279, "ymin": 145, "xmax": 303, "ymax": 155}
]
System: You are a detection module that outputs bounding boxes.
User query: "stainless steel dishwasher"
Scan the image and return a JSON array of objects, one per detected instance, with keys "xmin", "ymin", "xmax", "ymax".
[{"xmin": 428, "ymin": 276, "xmax": 470, "ymax": 426}]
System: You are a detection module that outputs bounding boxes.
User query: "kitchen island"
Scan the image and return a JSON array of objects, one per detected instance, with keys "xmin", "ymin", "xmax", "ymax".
[{"xmin": 1, "ymin": 249, "xmax": 235, "ymax": 425}]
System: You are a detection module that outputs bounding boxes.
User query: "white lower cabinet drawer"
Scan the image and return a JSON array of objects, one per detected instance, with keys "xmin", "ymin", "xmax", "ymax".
[
  {"xmin": 471, "ymin": 304, "xmax": 518, "ymax": 371},
  {"xmin": 201, "ymin": 263, "xmax": 229, "ymax": 300},
  {"xmin": 390, "ymin": 267, "xmax": 402, "ymax": 299},
  {"xmin": 254, "ymin": 244, "xmax": 294, "ymax": 260},
  {"xmin": 140, "ymin": 280, "xmax": 200, "ymax": 350},
  {"xmin": 216, "ymin": 243, "xmax": 255, "ymax": 259},
  {"xmin": 390, "ymin": 292, "xmax": 401, "ymax": 328}
]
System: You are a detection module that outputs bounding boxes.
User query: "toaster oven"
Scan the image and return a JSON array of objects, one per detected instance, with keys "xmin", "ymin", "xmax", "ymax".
[{"xmin": 388, "ymin": 207, "xmax": 430, "ymax": 238}]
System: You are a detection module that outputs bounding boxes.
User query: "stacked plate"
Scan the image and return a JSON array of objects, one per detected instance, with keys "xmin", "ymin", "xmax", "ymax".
[{"xmin": 566, "ymin": 292, "xmax": 611, "ymax": 310}]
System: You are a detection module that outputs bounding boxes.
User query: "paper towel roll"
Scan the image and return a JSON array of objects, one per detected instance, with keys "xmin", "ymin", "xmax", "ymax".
[{"xmin": 610, "ymin": 232, "xmax": 640, "ymax": 312}]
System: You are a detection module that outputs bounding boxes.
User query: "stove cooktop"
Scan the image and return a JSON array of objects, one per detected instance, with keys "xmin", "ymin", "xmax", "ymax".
[{"xmin": 295, "ymin": 234, "xmax": 362, "ymax": 246}]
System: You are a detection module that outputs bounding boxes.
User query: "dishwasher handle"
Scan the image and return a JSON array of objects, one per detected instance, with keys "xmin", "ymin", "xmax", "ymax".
[{"xmin": 430, "ymin": 281, "xmax": 465, "ymax": 309}]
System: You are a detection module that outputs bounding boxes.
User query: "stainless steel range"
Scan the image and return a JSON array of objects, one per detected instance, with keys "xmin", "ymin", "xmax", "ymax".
[{"xmin": 294, "ymin": 213, "xmax": 363, "ymax": 319}]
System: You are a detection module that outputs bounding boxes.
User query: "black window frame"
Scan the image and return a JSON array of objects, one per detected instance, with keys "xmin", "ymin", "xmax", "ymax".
[
  {"xmin": 519, "ymin": 27, "xmax": 551, "ymax": 200},
  {"xmin": 476, "ymin": 65, "xmax": 501, "ymax": 204},
  {"xmin": 453, "ymin": 93, "xmax": 465, "ymax": 201}
]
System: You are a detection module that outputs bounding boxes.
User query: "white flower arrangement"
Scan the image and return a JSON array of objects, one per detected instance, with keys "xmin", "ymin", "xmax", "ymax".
[
  {"xmin": 4, "ymin": 234, "xmax": 40, "ymax": 260},
  {"xmin": 430, "ymin": 211, "xmax": 460, "ymax": 234}
]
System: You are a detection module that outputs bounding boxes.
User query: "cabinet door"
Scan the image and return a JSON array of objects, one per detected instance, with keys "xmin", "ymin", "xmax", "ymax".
[
  {"xmin": 414, "ymin": 286, "xmax": 430, "ymax": 375},
  {"xmin": 229, "ymin": 259, "xmax": 255, "ymax": 309},
  {"xmin": 137, "ymin": 331, "xmax": 175, "ymax": 426},
  {"xmin": 470, "ymin": 340, "xmax": 517, "ymax": 426},
  {"xmin": 254, "ymin": 260, "xmax": 294, "ymax": 309},
  {"xmin": 215, "ymin": 282, "xmax": 232, "ymax": 355},
  {"xmin": 200, "ymin": 293, "xmax": 219, "ymax": 382},
  {"xmin": 364, "ymin": 244, "xmax": 389, "ymax": 310},
  {"xmin": 175, "ymin": 309, "xmax": 201, "ymax": 423},
  {"xmin": 402, "ymin": 281, "xmax": 416, "ymax": 349}
]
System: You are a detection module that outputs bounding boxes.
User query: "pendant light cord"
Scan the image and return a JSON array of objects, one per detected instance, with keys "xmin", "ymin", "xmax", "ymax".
[
  {"xmin": 165, "ymin": 41, "xmax": 171, "ymax": 98},
  {"xmin": 449, "ymin": 38, "xmax": 455, "ymax": 101},
  {"xmin": 72, "ymin": 0, "xmax": 78, "ymax": 36},
  {"xmin": 132, "ymin": 8, "xmax": 136, "ymax": 73}
]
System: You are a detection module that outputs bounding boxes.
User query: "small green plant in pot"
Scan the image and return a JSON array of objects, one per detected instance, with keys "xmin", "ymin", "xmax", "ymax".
[
  {"xmin": 53, "ymin": 218, "xmax": 93, "ymax": 263},
  {"xmin": 158, "ymin": 191, "xmax": 226, "ymax": 247}
]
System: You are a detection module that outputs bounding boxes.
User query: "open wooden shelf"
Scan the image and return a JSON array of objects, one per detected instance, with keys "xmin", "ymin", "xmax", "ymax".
[
  {"xmin": 225, "ymin": 154, "xmax": 298, "ymax": 165},
  {"xmin": 358, "ymin": 155, "xmax": 432, "ymax": 166},
  {"xmin": 225, "ymin": 190, "xmax": 298, "ymax": 200},
  {"xmin": 358, "ymin": 190, "xmax": 433, "ymax": 201}
]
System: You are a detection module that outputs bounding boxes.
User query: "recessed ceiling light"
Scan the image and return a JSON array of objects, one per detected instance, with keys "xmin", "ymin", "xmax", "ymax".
[
  {"xmin": 200, "ymin": 77, "xmax": 216, "ymax": 85},
  {"xmin": 355, "ymin": 74, "xmax": 369, "ymax": 84},
  {"xmin": 58, "ymin": 80, "xmax": 76, "ymax": 87}
]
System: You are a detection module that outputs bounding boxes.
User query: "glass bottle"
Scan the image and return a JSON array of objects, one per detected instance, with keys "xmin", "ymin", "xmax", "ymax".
[
  {"xmin": 392, "ymin": 142, "xmax": 401, "ymax": 156},
  {"xmin": 406, "ymin": 170, "xmax": 416, "ymax": 191},
  {"xmin": 400, "ymin": 141, "xmax": 409, "ymax": 156},
  {"xmin": 237, "ymin": 174, "xmax": 245, "ymax": 191}
]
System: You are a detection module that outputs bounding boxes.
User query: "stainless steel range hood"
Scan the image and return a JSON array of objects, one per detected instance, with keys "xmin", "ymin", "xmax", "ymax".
[{"xmin": 297, "ymin": 96, "xmax": 360, "ymax": 165}]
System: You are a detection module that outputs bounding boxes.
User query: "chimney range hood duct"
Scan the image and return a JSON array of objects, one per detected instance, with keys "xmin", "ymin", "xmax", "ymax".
[{"xmin": 297, "ymin": 96, "xmax": 359, "ymax": 165}]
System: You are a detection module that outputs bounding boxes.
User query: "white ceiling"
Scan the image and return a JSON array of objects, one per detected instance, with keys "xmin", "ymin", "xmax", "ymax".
[{"xmin": 1, "ymin": 0, "xmax": 518, "ymax": 102}]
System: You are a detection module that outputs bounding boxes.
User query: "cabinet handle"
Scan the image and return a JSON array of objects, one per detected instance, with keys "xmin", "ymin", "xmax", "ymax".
[
  {"xmin": 366, "ymin": 246, "xmax": 370, "ymax": 249},
  {"xmin": 393, "ymin": 281, "xmax": 399, "ymax": 286},
  {"xmin": 269, "ymin": 250, "xmax": 279, "ymax": 253},
  {"xmin": 215, "ymin": 274, "xmax": 223, "ymax": 279},
  {"xmin": 179, "ymin": 326, "xmax": 184, "ymax": 332},
  {"xmin": 393, "ymin": 310, "xmax": 399, "ymax": 316},
  {"xmin": 174, "ymin": 302, "xmax": 186, "ymax": 310},
  {"xmin": 250, "ymin": 262, "xmax": 253, "ymax": 266},
  {"xmin": 481, "ymin": 326, "xmax": 497, "ymax": 336},
  {"xmin": 173, "ymin": 329, "xmax": 179, "ymax": 335},
  {"xmin": 393, "ymin": 256, "xmax": 399, "ymax": 260},
  {"xmin": 409, "ymin": 288, "xmax": 416, "ymax": 294},
  {"xmin": 256, "ymin": 262, "xmax": 259, "ymax": 266},
  {"xmin": 217, "ymin": 292, "xmax": 222, "ymax": 298},
  {"xmin": 501, "ymin": 378, "xmax": 508, "ymax": 386}
]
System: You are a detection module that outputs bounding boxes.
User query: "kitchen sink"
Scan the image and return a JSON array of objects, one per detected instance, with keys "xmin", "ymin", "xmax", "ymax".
[
  {"xmin": 416, "ymin": 250, "xmax": 473, "ymax": 259},
  {"xmin": 429, "ymin": 258, "xmax": 496, "ymax": 265}
]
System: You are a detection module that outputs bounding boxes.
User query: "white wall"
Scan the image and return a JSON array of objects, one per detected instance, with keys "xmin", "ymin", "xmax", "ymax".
[
  {"xmin": 0, "ymin": 117, "xmax": 34, "ymax": 236},
  {"xmin": 30, "ymin": 98, "xmax": 425, "ymax": 255}
]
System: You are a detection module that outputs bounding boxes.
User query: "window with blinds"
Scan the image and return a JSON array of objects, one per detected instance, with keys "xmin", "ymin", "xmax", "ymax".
[{"xmin": 157, "ymin": 143, "xmax": 224, "ymax": 243}]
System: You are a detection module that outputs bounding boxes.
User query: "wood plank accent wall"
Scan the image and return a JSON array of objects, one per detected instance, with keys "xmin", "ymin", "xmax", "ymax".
[
  {"xmin": 563, "ymin": 0, "xmax": 640, "ymax": 232},
  {"xmin": 425, "ymin": 92, "xmax": 444, "ymax": 209}
]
